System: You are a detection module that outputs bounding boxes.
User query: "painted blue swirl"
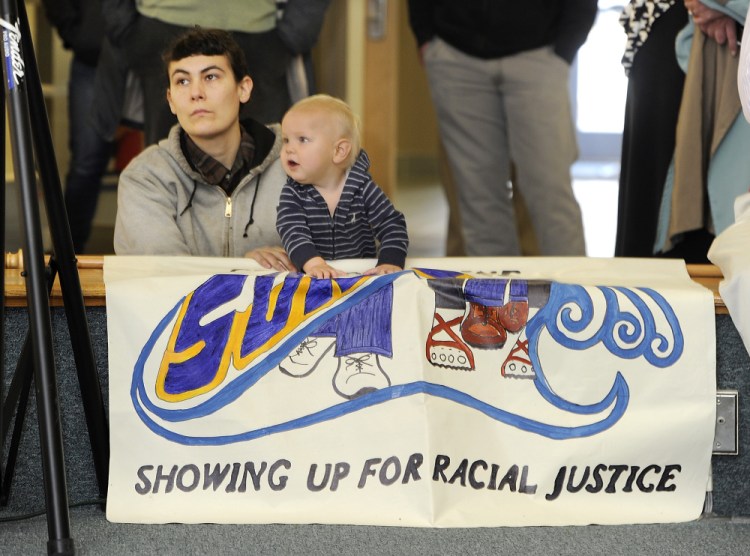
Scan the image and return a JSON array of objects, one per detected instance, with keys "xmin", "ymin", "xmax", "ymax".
[{"xmin": 130, "ymin": 275, "xmax": 683, "ymax": 445}]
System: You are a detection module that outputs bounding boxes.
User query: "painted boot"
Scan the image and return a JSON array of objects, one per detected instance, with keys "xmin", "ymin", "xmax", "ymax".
[
  {"xmin": 495, "ymin": 280, "xmax": 529, "ymax": 334},
  {"xmin": 460, "ymin": 302, "xmax": 507, "ymax": 349}
]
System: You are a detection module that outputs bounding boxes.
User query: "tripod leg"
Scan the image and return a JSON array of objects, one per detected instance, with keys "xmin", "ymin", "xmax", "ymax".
[
  {"xmin": 1, "ymin": 3, "xmax": 74, "ymax": 553},
  {"xmin": 18, "ymin": 0, "xmax": 109, "ymax": 501},
  {"xmin": 1, "ymin": 335, "xmax": 34, "ymax": 506},
  {"xmin": 3, "ymin": 266, "xmax": 66, "ymax": 508},
  {"xmin": 0, "ymin": 19, "xmax": 5, "ymax": 506}
]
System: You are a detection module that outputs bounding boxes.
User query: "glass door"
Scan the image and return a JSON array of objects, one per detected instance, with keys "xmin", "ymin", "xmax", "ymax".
[{"xmin": 571, "ymin": 0, "xmax": 629, "ymax": 164}]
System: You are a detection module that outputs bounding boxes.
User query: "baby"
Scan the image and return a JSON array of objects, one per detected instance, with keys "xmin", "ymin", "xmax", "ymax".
[{"xmin": 276, "ymin": 94, "xmax": 409, "ymax": 278}]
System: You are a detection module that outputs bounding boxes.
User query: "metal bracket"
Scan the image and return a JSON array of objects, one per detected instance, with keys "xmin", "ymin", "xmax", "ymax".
[
  {"xmin": 713, "ymin": 390, "xmax": 738, "ymax": 456},
  {"xmin": 367, "ymin": 0, "xmax": 387, "ymax": 40}
]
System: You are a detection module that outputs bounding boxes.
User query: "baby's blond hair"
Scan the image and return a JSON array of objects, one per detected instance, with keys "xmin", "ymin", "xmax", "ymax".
[{"xmin": 286, "ymin": 94, "xmax": 361, "ymax": 168}]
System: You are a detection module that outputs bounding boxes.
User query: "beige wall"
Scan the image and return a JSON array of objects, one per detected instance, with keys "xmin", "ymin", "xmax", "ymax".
[
  {"xmin": 313, "ymin": 0, "xmax": 351, "ymax": 103},
  {"xmin": 314, "ymin": 0, "xmax": 439, "ymax": 183},
  {"xmin": 396, "ymin": 0, "xmax": 439, "ymax": 166}
]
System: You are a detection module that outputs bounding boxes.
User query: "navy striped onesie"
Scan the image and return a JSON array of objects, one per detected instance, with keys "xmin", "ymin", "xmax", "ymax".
[{"xmin": 276, "ymin": 149, "xmax": 409, "ymax": 271}]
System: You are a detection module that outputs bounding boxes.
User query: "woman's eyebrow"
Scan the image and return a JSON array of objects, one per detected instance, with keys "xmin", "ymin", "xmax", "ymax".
[{"xmin": 170, "ymin": 65, "xmax": 225, "ymax": 79}]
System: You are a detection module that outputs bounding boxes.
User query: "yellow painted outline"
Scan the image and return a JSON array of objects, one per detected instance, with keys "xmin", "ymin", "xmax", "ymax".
[
  {"xmin": 155, "ymin": 275, "xmax": 372, "ymax": 403},
  {"xmin": 411, "ymin": 268, "xmax": 475, "ymax": 280},
  {"xmin": 155, "ymin": 291, "xmax": 214, "ymax": 402}
]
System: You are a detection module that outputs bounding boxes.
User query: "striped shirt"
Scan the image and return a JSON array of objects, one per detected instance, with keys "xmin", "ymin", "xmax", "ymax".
[{"xmin": 276, "ymin": 150, "xmax": 409, "ymax": 270}]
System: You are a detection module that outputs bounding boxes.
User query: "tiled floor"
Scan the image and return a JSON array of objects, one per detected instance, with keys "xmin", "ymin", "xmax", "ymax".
[
  {"xmin": 572, "ymin": 174, "xmax": 619, "ymax": 258},
  {"xmin": 4, "ymin": 165, "xmax": 619, "ymax": 259},
  {"xmin": 396, "ymin": 166, "xmax": 619, "ymax": 259}
]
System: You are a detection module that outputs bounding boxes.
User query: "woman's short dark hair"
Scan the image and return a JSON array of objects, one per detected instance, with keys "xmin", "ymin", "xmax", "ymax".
[{"xmin": 162, "ymin": 27, "xmax": 249, "ymax": 84}]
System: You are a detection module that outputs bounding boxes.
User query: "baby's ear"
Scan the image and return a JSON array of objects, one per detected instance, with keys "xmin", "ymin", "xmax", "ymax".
[{"xmin": 333, "ymin": 138, "xmax": 352, "ymax": 165}]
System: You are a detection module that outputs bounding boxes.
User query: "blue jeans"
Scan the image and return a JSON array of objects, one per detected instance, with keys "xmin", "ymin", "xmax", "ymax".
[{"xmin": 64, "ymin": 57, "xmax": 115, "ymax": 252}]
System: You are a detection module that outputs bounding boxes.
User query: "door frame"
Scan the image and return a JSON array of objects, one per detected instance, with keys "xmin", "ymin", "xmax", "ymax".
[{"xmin": 314, "ymin": 0, "xmax": 400, "ymax": 197}]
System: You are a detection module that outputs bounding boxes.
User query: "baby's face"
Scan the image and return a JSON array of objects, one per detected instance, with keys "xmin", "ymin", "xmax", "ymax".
[{"xmin": 281, "ymin": 110, "xmax": 341, "ymax": 187}]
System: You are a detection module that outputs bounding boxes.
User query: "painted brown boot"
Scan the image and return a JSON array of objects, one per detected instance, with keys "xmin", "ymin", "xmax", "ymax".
[
  {"xmin": 495, "ymin": 280, "xmax": 529, "ymax": 333},
  {"xmin": 460, "ymin": 302, "xmax": 507, "ymax": 348}
]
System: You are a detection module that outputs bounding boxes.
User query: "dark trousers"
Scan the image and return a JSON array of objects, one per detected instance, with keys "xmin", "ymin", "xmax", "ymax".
[
  {"xmin": 125, "ymin": 15, "xmax": 292, "ymax": 145},
  {"xmin": 64, "ymin": 57, "xmax": 115, "ymax": 253},
  {"xmin": 615, "ymin": 5, "xmax": 688, "ymax": 257}
]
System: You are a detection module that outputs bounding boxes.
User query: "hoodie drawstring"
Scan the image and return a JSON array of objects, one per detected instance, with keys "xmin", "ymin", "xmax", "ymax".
[
  {"xmin": 178, "ymin": 175, "xmax": 261, "ymax": 237},
  {"xmin": 243, "ymin": 174, "xmax": 261, "ymax": 237},
  {"xmin": 180, "ymin": 181, "xmax": 198, "ymax": 216}
]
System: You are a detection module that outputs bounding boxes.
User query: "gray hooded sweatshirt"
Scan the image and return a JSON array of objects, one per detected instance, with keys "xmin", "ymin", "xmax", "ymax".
[{"xmin": 114, "ymin": 119, "xmax": 286, "ymax": 257}]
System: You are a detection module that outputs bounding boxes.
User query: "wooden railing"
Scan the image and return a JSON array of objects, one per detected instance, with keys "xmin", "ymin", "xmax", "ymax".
[
  {"xmin": 4, "ymin": 251, "xmax": 106, "ymax": 307},
  {"xmin": 686, "ymin": 263, "xmax": 726, "ymax": 314},
  {"xmin": 2, "ymin": 251, "xmax": 728, "ymax": 313}
]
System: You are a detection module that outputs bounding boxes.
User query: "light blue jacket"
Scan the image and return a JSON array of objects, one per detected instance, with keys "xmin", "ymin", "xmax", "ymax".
[{"xmin": 655, "ymin": 0, "xmax": 750, "ymax": 252}]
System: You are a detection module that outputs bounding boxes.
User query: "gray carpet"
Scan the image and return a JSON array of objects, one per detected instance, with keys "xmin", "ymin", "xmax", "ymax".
[{"xmin": 2, "ymin": 505, "xmax": 750, "ymax": 556}]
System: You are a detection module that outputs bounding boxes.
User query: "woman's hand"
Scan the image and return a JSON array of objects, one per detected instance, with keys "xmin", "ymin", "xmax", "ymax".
[
  {"xmin": 685, "ymin": 0, "xmax": 722, "ymax": 26},
  {"xmin": 244, "ymin": 246, "xmax": 296, "ymax": 272},
  {"xmin": 702, "ymin": 15, "xmax": 739, "ymax": 55},
  {"xmin": 685, "ymin": 0, "xmax": 739, "ymax": 55}
]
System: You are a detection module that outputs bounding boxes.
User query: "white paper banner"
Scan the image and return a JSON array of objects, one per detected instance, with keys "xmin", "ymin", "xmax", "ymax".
[{"xmin": 104, "ymin": 256, "xmax": 716, "ymax": 526}]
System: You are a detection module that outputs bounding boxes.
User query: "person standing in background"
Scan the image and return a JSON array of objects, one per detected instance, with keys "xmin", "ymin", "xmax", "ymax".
[
  {"xmin": 41, "ymin": 0, "xmax": 115, "ymax": 253},
  {"xmin": 406, "ymin": 0, "xmax": 597, "ymax": 257},
  {"xmin": 616, "ymin": 1, "xmax": 689, "ymax": 258},
  {"xmin": 99, "ymin": 0, "xmax": 330, "ymax": 146},
  {"xmin": 653, "ymin": 0, "xmax": 750, "ymax": 263}
]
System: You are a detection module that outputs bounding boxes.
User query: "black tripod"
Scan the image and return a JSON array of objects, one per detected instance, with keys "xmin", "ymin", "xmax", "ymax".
[{"xmin": 0, "ymin": 0, "xmax": 109, "ymax": 554}]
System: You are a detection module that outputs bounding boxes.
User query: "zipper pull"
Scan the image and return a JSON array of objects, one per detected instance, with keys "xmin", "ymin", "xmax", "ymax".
[{"xmin": 225, "ymin": 197, "xmax": 232, "ymax": 218}]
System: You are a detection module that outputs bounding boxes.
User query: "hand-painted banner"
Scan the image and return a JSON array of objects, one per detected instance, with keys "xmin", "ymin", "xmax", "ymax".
[{"xmin": 104, "ymin": 256, "xmax": 716, "ymax": 526}]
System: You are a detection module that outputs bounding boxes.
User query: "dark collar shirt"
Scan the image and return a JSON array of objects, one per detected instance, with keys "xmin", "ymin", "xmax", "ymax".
[{"xmin": 181, "ymin": 125, "xmax": 256, "ymax": 195}]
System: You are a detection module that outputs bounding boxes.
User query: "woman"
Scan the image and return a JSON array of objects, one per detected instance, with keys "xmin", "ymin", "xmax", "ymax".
[{"xmin": 616, "ymin": 0, "xmax": 689, "ymax": 257}]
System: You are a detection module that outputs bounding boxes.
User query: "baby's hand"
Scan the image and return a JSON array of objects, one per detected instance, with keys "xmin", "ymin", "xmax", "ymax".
[
  {"xmin": 363, "ymin": 264, "xmax": 402, "ymax": 276},
  {"xmin": 303, "ymin": 257, "xmax": 348, "ymax": 279}
]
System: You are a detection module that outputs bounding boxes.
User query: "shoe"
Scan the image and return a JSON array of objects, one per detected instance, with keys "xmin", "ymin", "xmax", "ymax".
[
  {"xmin": 460, "ymin": 302, "xmax": 507, "ymax": 349},
  {"xmin": 501, "ymin": 336, "xmax": 535, "ymax": 379},
  {"xmin": 425, "ymin": 312, "xmax": 475, "ymax": 371},
  {"xmin": 279, "ymin": 336, "xmax": 336, "ymax": 377},
  {"xmin": 496, "ymin": 301, "xmax": 528, "ymax": 333},
  {"xmin": 333, "ymin": 353, "xmax": 391, "ymax": 399},
  {"xmin": 495, "ymin": 280, "xmax": 529, "ymax": 333}
]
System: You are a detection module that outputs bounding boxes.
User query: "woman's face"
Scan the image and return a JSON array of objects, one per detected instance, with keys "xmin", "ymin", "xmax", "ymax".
[{"xmin": 166, "ymin": 54, "xmax": 252, "ymax": 147}]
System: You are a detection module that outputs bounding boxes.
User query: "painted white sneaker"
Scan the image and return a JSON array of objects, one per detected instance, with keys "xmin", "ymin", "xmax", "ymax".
[
  {"xmin": 279, "ymin": 336, "xmax": 336, "ymax": 377},
  {"xmin": 333, "ymin": 353, "xmax": 391, "ymax": 399}
]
